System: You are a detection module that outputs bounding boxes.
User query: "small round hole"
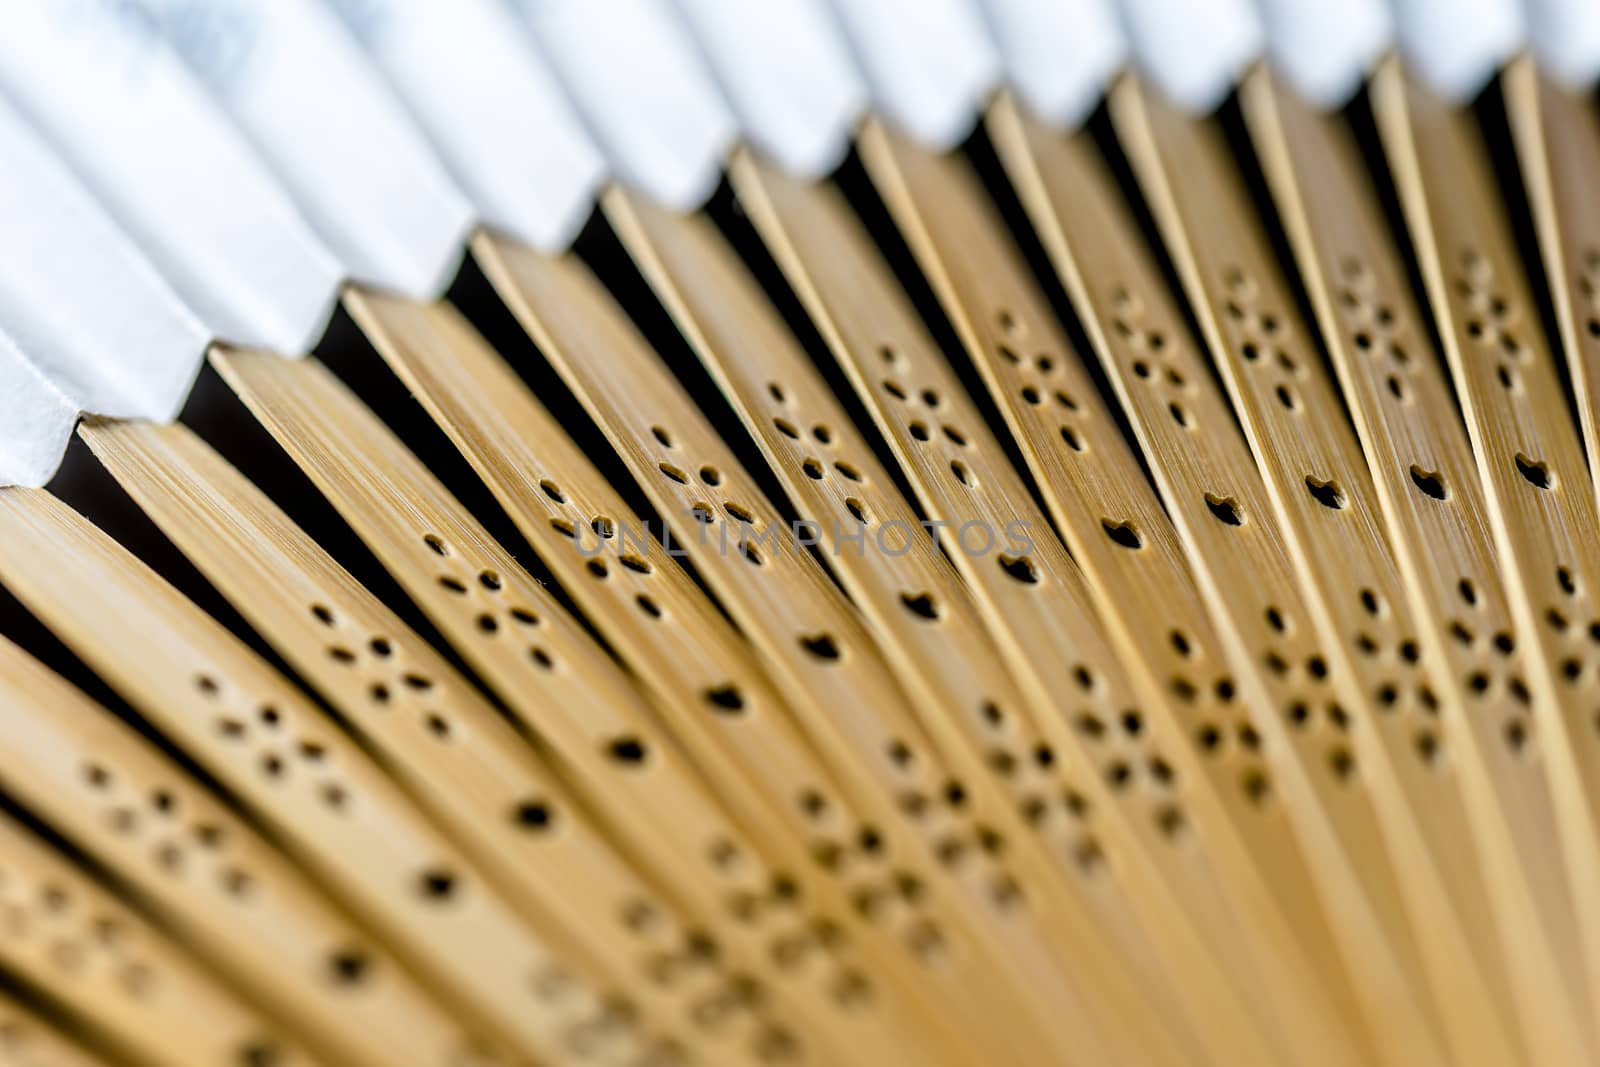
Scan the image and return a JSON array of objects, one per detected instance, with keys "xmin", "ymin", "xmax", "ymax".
[
  {"xmin": 1409, "ymin": 465, "xmax": 1447, "ymax": 500},
  {"xmin": 1101, "ymin": 518, "xmax": 1143, "ymax": 549}
]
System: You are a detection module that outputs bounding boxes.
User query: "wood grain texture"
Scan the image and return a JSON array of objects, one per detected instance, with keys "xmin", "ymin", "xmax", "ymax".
[
  {"xmin": 0, "ymin": 991, "xmax": 114, "ymax": 1067},
  {"xmin": 1376, "ymin": 55, "xmax": 1600, "ymax": 1062},
  {"xmin": 612, "ymin": 163, "xmax": 1285, "ymax": 1067},
  {"xmin": 208, "ymin": 346, "xmax": 954, "ymax": 1067},
  {"xmin": 0, "ymin": 629, "xmax": 483, "ymax": 1067},
  {"xmin": 82, "ymin": 418, "xmax": 784, "ymax": 1067},
  {"xmin": 345, "ymin": 272, "xmax": 1082, "ymax": 1065},
  {"xmin": 0, "ymin": 796, "xmax": 310, "ymax": 1067},
  {"xmin": 1110, "ymin": 74, "xmax": 1464, "ymax": 1067},
  {"xmin": 736, "ymin": 120, "xmax": 1401, "ymax": 1067},
  {"xmin": 1242, "ymin": 67, "xmax": 1534, "ymax": 1067},
  {"xmin": 867, "ymin": 115, "xmax": 1454, "ymax": 1067},
  {"xmin": 472, "ymin": 237, "xmax": 1142, "ymax": 1066},
  {"xmin": 0, "ymin": 488, "xmax": 659, "ymax": 1066},
  {"xmin": 989, "ymin": 93, "xmax": 1424, "ymax": 1067},
  {"xmin": 1509, "ymin": 60, "xmax": 1600, "ymax": 515}
]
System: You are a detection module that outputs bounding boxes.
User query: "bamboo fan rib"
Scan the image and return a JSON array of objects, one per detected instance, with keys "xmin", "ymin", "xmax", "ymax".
[
  {"xmin": 474, "ymin": 236, "xmax": 1186, "ymax": 1067},
  {"xmin": 0, "ymin": 794, "xmax": 310, "ymax": 1067},
  {"xmin": 0, "ymin": 489, "xmax": 665, "ymax": 1067},
  {"xmin": 597, "ymin": 184, "xmax": 1270, "ymax": 1066},
  {"xmin": 1373, "ymin": 56, "xmax": 1600, "ymax": 1061},
  {"xmin": 206, "ymin": 347, "xmax": 968, "ymax": 1067},
  {"xmin": 0, "ymin": 989, "xmax": 113, "ymax": 1067},
  {"xmin": 4, "ymin": 4, "xmax": 1600, "ymax": 1065},
  {"xmin": 735, "ymin": 127, "xmax": 1364, "ymax": 1067},
  {"xmin": 1242, "ymin": 67, "xmax": 1558, "ymax": 1066},
  {"xmin": 341, "ymin": 276, "xmax": 1090, "ymax": 1066},
  {"xmin": 0, "ymin": 624, "xmax": 496, "ymax": 1067},
  {"xmin": 79, "ymin": 419, "xmax": 790, "ymax": 1067}
]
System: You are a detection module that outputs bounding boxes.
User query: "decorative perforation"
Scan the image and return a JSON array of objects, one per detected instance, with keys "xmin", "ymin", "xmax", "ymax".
[
  {"xmin": 619, "ymin": 172, "xmax": 1178, "ymax": 1051},
  {"xmin": 306, "ymin": 603, "xmax": 790, "ymax": 1063},
  {"xmin": 196, "ymin": 671, "xmax": 361, "ymax": 816},
  {"xmin": 0, "ymin": 831, "xmax": 290, "ymax": 1067},
  {"xmin": 992, "ymin": 89, "xmax": 1445, "ymax": 1064},
  {"xmin": 647, "ymin": 428, "xmax": 792, "ymax": 577},
  {"xmin": 698, "ymin": 831, "xmax": 874, "ymax": 1023},
  {"xmin": 1217, "ymin": 264, "xmax": 1446, "ymax": 744},
  {"xmin": 1383, "ymin": 62, "xmax": 1600, "ymax": 1062},
  {"xmin": 540, "ymin": 490, "xmax": 692, "ymax": 636},
  {"xmin": 985, "ymin": 299, "xmax": 1245, "ymax": 717},
  {"xmin": 1335, "ymin": 263, "xmax": 1418, "ymax": 408},
  {"xmin": 0, "ymin": 662, "xmax": 496, "ymax": 1067},
  {"xmin": 420, "ymin": 533, "xmax": 565, "ymax": 696},
  {"xmin": 1456, "ymin": 254, "xmax": 1534, "ymax": 402},
  {"xmin": 759, "ymin": 377, "xmax": 1072, "ymax": 812},
  {"xmin": 876, "ymin": 358, "xmax": 988, "ymax": 502},
  {"xmin": 0, "ymin": 862, "xmax": 162, "ymax": 1003},
  {"xmin": 77, "ymin": 756, "xmax": 268, "ymax": 920},
  {"xmin": 1336, "ymin": 259, "xmax": 1530, "ymax": 735},
  {"xmin": 741, "ymin": 738, "xmax": 955, "ymax": 987},
  {"xmin": 405, "ymin": 527, "xmax": 698, "ymax": 772},
  {"xmin": 528, "ymin": 974, "xmax": 674, "ymax": 1067},
  {"xmin": 1108, "ymin": 286, "xmax": 1388, "ymax": 787},
  {"xmin": 872, "ymin": 347, "xmax": 1193, "ymax": 839},
  {"xmin": 1450, "ymin": 250, "xmax": 1600, "ymax": 707},
  {"xmin": 185, "ymin": 660, "xmax": 651, "ymax": 1061},
  {"xmin": 342, "ymin": 294, "xmax": 995, "ymax": 1043},
  {"xmin": 221, "ymin": 343, "xmax": 940, "ymax": 1060},
  {"xmin": 411, "ymin": 528, "xmax": 898, "ymax": 1035},
  {"xmin": 310, "ymin": 597, "xmax": 473, "ymax": 741},
  {"xmin": 84, "ymin": 414, "xmax": 798, "ymax": 1066}
]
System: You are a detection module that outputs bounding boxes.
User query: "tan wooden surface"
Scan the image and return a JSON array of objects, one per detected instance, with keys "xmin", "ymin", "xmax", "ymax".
[
  {"xmin": 0, "ymin": 615, "xmax": 492, "ymax": 1067},
  {"xmin": 1510, "ymin": 60, "xmax": 1600, "ymax": 515},
  {"xmin": 209, "ymin": 346, "xmax": 958, "ymax": 1067},
  {"xmin": 345, "ymin": 272, "xmax": 1093, "ymax": 1064},
  {"xmin": 1108, "ymin": 74, "xmax": 1480, "ymax": 1067},
  {"xmin": 0, "ymin": 798, "xmax": 310, "ymax": 1067},
  {"xmin": 732, "ymin": 112, "xmax": 1376, "ymax": 1062},
  {"xmin": 0, "ymin": 990, "xmax": 114, "ymax": 1067},
  {"xmin": 1376, "ymin": 55, "xmax": 1600, "ymax": 1061},
  {"xmin": 1242, "ymin": 67, "xmax": 1537, "ymax": 1067},
  {"xmin": 605, "ymin": 172, "xmax": 1288, "ymax": 1067},
  {"xmin": 989, "ymin": 91, "xmax": 1453, "ymax": 1065},
  {"xmin": 475, "ymin": 233, "xmax": 1140, "ymax": 1063},
  {"xmin": 83, "ymin": 418, "xmax": 789, "ymax": 1067},
  {"xmin": 0, "ymin": 488, "xmax": 664, "ymax": 1066}
]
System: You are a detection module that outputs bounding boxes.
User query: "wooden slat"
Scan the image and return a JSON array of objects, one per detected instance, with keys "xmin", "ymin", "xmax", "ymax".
[
  {"xmin": 1374, "ymin": 55, "xmax": 1600, "ymax": 1061},
  {"xmin": 469, "ymin": 237, "xmax": 1166, "ymax": 1066},
  {"xmin": 602, "ymin": 178, "xmax": 1280, "ymax": 1067},
  {"xmin": 727, "ymin": 121, "xmax": 1370, "ymax": 1067},
  {"xmin": 0, "ymin": 989, "xmax": 114, "ymax": 1067},
  {"xmin": 1240, "ymin": 66, "xmax": 1536, "ymax": 1067},
  {"xmin": 344, "ymin": 276, "xmax": 1086, "ymax": 1066},
  {"xmin": 0, "ymin": 803, "xmax": 311, "ymax": 1067},
  {"xmin": 82, "ymin": 417, "xmax": 785, "ymax": 1067},
  {"xmin": 1509, "ymin": 60, "xmax": 1600, "ymax": 513},
  {"xmin": 989, "ymin": 93, "xmax": 1430, "ymax": 1065},
  {"xmin": 208, "ymin": 347, "xmax": 960, "ymax": 1067},
  {"xmin": 1108, "ymin": 74, "xmax": 1462, "ymax": 1067},
  {"xmin": 0, "ymin": 614, "xmax": 493, "ymax": 1067},
  {"xmin": 0, "ymin": 488, "xmax": 665, "ymax": 1067}
]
